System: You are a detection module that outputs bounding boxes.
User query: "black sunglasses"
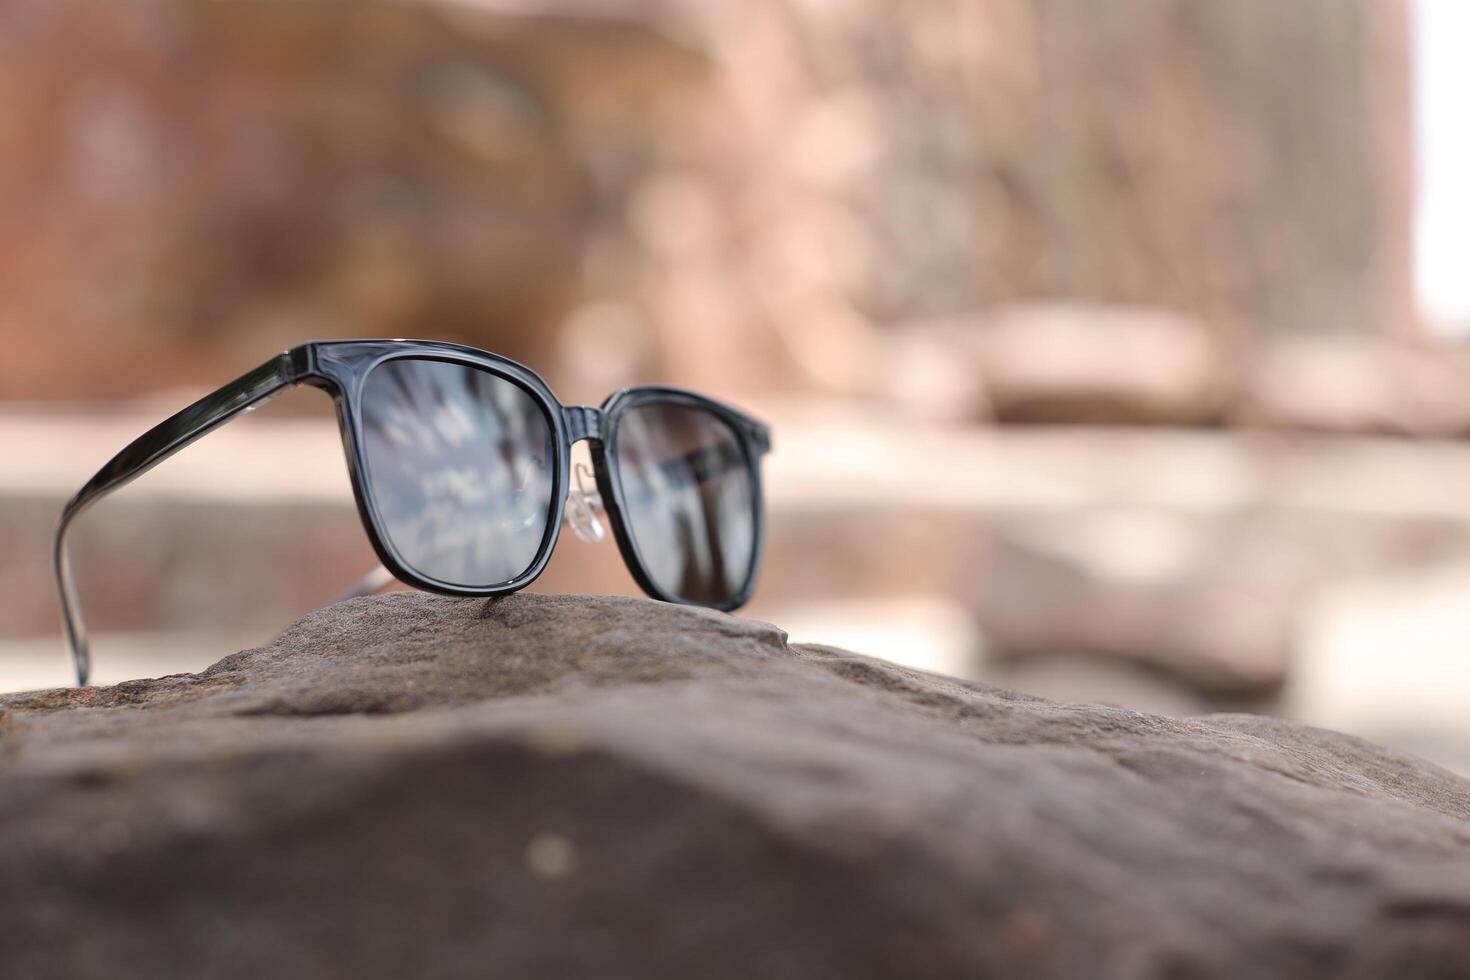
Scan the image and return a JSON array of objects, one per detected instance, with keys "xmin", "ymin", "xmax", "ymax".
[{"xmin": 54, "ymin": 340, "xmax": 772, "ymax": 686}]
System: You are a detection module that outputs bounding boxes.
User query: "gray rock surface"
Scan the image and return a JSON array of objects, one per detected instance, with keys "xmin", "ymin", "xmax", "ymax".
[{"xmin": 2, "ymin": 592, "xmax": 1469, "ymax": 979}]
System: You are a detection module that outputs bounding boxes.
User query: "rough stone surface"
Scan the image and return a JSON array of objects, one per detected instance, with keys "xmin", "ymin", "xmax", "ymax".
[{"xmin": 2, "ymin": 592, "xmax": 1468, "ymax": 978}]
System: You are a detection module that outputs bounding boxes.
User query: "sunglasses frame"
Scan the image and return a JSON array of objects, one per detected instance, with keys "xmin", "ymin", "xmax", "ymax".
[{"xmin": 55, "ymin": 339, "xmax": 771, "ymax": 686}]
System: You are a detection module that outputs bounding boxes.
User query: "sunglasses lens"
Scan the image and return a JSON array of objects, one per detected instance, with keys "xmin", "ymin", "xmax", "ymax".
[
  {"xmin": 360, "ymin": 358, "xmax": 556, "ymax": 588},
  {"xmin": 612, "ymin": 402, "xmax": 757, "ymax": 605}
]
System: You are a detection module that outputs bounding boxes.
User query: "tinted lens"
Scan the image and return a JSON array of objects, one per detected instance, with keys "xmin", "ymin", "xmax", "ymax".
[
  {"xmin": 613, "ymin": 402, "xmax": 756, "ymax": 605},
  {"xmin": 359, "ymin": 358, "xmax": 555, "ymax": 588}
]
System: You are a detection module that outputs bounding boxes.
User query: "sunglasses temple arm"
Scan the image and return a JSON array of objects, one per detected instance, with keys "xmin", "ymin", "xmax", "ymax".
[{"xmin": 54, "ymin": 354, "xmax": 297, "ymax": 687}]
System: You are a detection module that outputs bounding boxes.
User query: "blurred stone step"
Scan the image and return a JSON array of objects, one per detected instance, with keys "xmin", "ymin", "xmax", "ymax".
[{"xmin": 12, "ymin": 409, "xmax": 1470, "ymax": 700}]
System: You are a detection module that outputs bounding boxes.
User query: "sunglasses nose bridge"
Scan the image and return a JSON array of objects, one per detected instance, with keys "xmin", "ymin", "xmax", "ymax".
[
  {"xmin": 563, "ymin": 405, "xmax": 604, "ymax": 444},
  {"xmin": 561, "ymin": 407, "xmax": 607, "ymax": 545}
]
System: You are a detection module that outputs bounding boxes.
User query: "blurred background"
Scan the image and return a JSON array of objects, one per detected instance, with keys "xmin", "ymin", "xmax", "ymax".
[{"xmin": 4, "ymin": 0, "xmax": 1470, "ymax": 771}]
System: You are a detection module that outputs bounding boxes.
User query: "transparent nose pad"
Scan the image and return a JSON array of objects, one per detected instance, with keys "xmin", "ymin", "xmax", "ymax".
[{"xmin": 565, "ymin": 462, "xmax": 606, "ymax": 544}]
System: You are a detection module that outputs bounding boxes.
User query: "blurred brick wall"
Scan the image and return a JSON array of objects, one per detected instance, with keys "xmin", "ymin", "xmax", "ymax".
[
  {"xmin": 0, "ymin": 0, "xmax": 702, "ymax": 400},
  {"xmin": 0, "ymin": 0, "xmax": 1411, "ymax": 401}
]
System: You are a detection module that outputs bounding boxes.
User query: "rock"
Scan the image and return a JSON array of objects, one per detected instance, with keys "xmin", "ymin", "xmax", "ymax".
[
  {"xmin": 1235, "ymin": 334, "xmax": 1470, "ymax": 437},
  {"xmin": 959, "ymin": 513, "xmax": 1301, "ymax": 697},
  {"xmin": 2, "ymin": 592, "xmax": 1468, "ymax": 978},
  {"xmin": 890, "ymin": 304, "xmax": 1230, "ymax": 427},
  {"xmin": 966, "ymin": 303, "xmax": 1230, "ymax": 426},
  {"xmin": 875, "ymin": 326, "xmax": 994, "ymax": 423}
]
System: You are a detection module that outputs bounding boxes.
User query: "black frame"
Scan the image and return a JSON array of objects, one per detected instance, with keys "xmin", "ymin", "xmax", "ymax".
[{"xmin": 54, "ymin": 340, "xmax": 772, "ymax": 686}]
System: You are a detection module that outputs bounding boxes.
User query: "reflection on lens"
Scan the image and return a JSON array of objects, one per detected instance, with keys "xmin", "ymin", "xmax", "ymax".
[
  {"xmin": 613, "ymin": 402, "xmax": 755, "ymax": 604},
  {"xmin": 360, "ymin": 358, "xmax": 554, "ymax": 587}
]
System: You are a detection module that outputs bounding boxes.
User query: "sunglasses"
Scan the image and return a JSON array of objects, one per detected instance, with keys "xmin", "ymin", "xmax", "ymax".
[{"xmin": 54, "ymin": 340, "xmax": 772, "ymax": 686}]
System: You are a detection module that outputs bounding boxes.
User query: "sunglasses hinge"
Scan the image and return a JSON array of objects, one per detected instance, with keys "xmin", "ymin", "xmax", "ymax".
[{"xmin": 283, "ymin": 344, "xmax": 317, "ymax": 384}]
